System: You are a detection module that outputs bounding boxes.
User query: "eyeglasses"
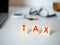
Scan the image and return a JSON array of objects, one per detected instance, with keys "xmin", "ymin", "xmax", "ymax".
[{"xmin": 29, "ymin": 8, "xmax": 56, "ymax": 17}]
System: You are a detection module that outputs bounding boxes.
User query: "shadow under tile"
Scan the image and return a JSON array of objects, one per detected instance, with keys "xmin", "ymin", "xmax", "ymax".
[
  {"xmin": 27, "ymin": 29, "xmax": 32, "ymax": 34},
  {"xmin": 50, "ymin": 30, "xmax": 57, "ymax": 35},
  {"xmin": 39, "ymin": 29, "xmax": 42, "ymax": 34}
]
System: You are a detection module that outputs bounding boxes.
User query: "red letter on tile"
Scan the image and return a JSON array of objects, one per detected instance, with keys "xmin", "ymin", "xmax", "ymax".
[
  {"xmin": 44, "ymin": 26, "xmax": 48, "ymax": 33},
  {"xmin": 33, "ymin": 26, "xmax": 39, "ymax": 32},
  {"xmin": 22, "ymin": 25, "xmax": 26, "ymax": 31}
]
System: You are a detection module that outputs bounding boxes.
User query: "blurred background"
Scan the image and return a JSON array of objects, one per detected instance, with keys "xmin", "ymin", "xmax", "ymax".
[{"xmin": 9, "ymin": 0, "xmax": 60, "ymax": 9}]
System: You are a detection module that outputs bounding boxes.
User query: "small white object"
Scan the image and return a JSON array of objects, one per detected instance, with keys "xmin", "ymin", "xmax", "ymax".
[{"xmin": 11, "ymin": 12, "xmax": 24, "ymax": 18}]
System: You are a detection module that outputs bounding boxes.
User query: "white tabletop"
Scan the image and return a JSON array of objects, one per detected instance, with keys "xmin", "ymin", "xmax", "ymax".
[{"xmin": 0, "ymin": 7, "xmax": 60, "ymax": 45}]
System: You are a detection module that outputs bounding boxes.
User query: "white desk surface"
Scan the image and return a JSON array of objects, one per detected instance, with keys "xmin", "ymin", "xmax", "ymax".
[{"xmin": 0, "ymin": 7, "xmax": 60, "ymax": 45}]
